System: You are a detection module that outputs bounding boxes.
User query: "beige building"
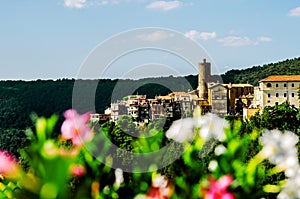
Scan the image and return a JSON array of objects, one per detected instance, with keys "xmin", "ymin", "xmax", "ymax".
[
  {"xmin": 224, "ymin": 83, "xmax": 254, "ymax": 113},
  {"xmin": 111, "ymin": 101, "xmax": 127, "ymax": 122},
  {"xmin": 243, "ymin": 107, "xmax": 260, "ymax": 120},
  {"xmin": 208, "ymin": 83, "xmax": 228, "ymax": 116},
  {"xmin": 259, "ymin": 75, "xmax": 300, "ymax": 109},
  {"xmin": 168, "ymin": 92, "xmax": 192, "ymax": 116}
]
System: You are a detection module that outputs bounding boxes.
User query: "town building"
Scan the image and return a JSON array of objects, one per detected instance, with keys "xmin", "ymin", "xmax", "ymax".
[
  {"xmin": 242, "ymin": 107, "xmax": 259, "ymax": 120},
  {"xmin": 155, "ymin": 95, "xmax": 174, "ymax": 118},
  {"xmin": 105, "ymin": 58, "xmax": 264, "ymax": 123},
  {"xmin": 94, "ymin": 59, "xmax": 299, "ymax": 123},
  {"xmin": 224, "ymin": 83, "xmax": 254, "ymax": 114},
  {"xmin": 208, "ymin": 83, "xmax": 228, "ymax": 116},
  {"xmin": 168, "ymin": 92, "xmax": 193, "ymax": 117},
  {"xmin": 111, "ymin": 101, "xmax": 127, "ymax": 122},
  {"xmin": 198, "ymin": 59, "xmax": 211, "ymax": 100},
  {"xmin": 90, "ymin": 113, "xmax": 101, "ymax": 123},
  {"xmin": 90, "ymin": 113, "xmax": 111, "ymax": 124},
  {"xmin": 148, "ymin": 99, "xmax": 165, "ymax": 121},
  {"xmin": 258, "ymin": 75, "xmax": 300, "ymax": 109},
  {"xmin": 251, "ymin": 86, "xmax": 261, "ymax": 109}
]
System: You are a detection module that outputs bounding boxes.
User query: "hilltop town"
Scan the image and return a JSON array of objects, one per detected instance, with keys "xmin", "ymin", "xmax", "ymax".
[{"xmin": 90, "ymin": 59, "xmax": 300, "ymax": 124}]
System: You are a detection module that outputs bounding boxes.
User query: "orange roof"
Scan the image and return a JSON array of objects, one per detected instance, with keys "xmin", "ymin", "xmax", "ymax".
[
  {"xmin": 260, "ymin": 75, "xmax": 300, "ymax": 82},
  {"xmin": 223, "ymin": 83, "xmax": 253, "ymax": 87},
  {"xmin": 157, "ymin": 95, "xmax": 172, "ymax": 100},
  {"xmin": 168, "ymin": 92, "xmax": 189, "ymax": 97}
]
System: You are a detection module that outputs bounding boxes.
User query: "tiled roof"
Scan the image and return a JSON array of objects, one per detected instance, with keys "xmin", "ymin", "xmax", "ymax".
[
  {"xmin": 223, "ymin": 83, "xmax": 253, "ymax": 87},
  {"xmin": 209, "ymin": 83, "xmax": 226, "ymax": 89},
  {"xmin": 168, "ymin": 92, "xmax": 190, "ymax": 96},
  {"xmin": 157, "ymin": 95, "xmax": 172, "ymax": 100},
  {"xmin": 260, "ymin": 75, "xmax": 300, "ymax": 82}
]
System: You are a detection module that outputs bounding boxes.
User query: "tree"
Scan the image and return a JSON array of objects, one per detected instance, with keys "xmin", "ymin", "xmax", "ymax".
[
  {"xmin": 248, "ymin": 102, "xmax": 300, "ymax": 134},
  {"xmin": 0, "ymin": 128, "xmax": 29, "ymax": 157}
]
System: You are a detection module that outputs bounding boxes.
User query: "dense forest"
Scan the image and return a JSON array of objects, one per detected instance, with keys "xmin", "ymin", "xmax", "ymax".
[
  {"xmin": 0, "ymin": 76, "xmax": 198, "ymax": 131},
  {"xmin": 221, "ymin": 57, "xmax": 300, "ymax": 86},
  {"xmin": 0, "ymin": 57, "xmax": 300, "ymax": 131}
]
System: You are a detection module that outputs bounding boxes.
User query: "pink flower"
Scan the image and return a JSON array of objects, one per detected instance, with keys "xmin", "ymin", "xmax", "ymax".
[
  {"xmin": 0, "ymin": 150, "xmax": 21, "ymax": 179},
  {"xmin": 70, "ymin": 164, "xmax": 86, "ymax": 177},
  {"xmin": 204, "ymin": 175, "xmax": 235, "ymax": 199},
  {"xmin": 61, "ymin": 109, "xmax": 93, "ymax": 146}
]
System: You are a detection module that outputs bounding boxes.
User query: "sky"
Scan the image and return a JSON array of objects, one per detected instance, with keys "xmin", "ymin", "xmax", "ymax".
[{"xmin": 1, "ymin": 0, "xmax": 300, "ymax": 80}]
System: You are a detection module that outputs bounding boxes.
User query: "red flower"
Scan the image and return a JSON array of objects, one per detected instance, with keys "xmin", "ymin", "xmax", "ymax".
[
  {"xmin": 204, "ymin": 175, "xmax": 235, "ymax": 199},
  {"xmin": 147, "ymin": 174, "xmax": 171, "ymax": 199},
  {"xmin": 61, "ymin": 109, "xmax": 93, "ymax": 146}
]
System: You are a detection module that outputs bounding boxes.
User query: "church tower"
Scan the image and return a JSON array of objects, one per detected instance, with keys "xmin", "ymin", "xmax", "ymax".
[{"xmin": 198, "ymin": 59, "xmax": 211, "ymax": 99}]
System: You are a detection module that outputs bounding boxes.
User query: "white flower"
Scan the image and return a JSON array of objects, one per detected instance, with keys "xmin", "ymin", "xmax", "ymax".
[
  {"xmin": 152, "ymin": 174, "xmax": 168, "ymax": 188},
  {"xmin": 134, "ymin": 195, "xmax": 148, "ymax": 199},
  {"xmin": 260, "ymin": 130, "xmax": 299, "ymax": 170},
  {"xmin": 196, "ymin": 113, "xmax": 229, "ymax": 141},
  {"xmin": 166, "ymin": 118, "xmax": 196, "ymax": 143},
  {"xmin": 285, "ymin": 165, "xmax": 300, "ymax": 178},
  {"xmin": 215, "ymin": 144, "xmax": 227, "ymax": 156},
  {"xmin": 150, "ymin": 174, "xmax": 171, "ymax": 197},
  {"xmin": 278, "ymin": 171, "xmax": 300, "ymax": 199},
  {"xmin": 208, "ymin": 160, "xmax": 218, "ymax": 171},
  {"xmin": 114, "ymin": 168, "xmax": 124, "ymax": 187}
]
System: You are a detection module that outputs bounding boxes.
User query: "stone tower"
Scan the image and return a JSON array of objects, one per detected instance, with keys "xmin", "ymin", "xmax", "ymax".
[{"xmin": 198, "ymin": 59, "xmax": 211, "ymax": 99}]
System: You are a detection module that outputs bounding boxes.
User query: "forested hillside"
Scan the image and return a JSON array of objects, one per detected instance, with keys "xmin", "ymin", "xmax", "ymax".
[
  {"xmin": 0, "ymin": 76, "xmax": 198, "ymax": 130},
  {"xmin": 0, "ymin": 57, "xmax": 299, "ymax": 130},
  {"xmin": 221, "ymin": 57, "xmax": 300, "ymax": 85}
]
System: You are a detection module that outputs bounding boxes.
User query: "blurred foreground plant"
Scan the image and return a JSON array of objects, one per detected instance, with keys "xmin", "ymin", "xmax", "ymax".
[
  {"xmin": 0, "ymin": 107, "xmax": 299, "ymax": 199},
  {"xmin": 0, "ymin": 110, "xmax": 122, "ymax": 198}
]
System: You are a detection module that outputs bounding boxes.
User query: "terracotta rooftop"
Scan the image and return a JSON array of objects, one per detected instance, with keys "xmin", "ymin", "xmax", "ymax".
[
  {"xmin": 168, "ymin": 92, "xmax": 190, "ymax": 97},
  {"xmin": 157, "ymin": 95, "xmax": 172, "ymax": 100},
  {"xmin": 260, "ymin": 75, "xmax": 300, "ymax": 82},
  {"xmin": 223, "ymin": 83, "xmax": 253, "ymax": 87}
]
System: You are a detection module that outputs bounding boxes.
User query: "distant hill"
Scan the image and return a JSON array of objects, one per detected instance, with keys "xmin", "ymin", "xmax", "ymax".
[
  {"xmin": 221, "ymin": 57, "xmax": 300, "ymax": 86},
  {"xmin": 0, "ymin": 57, "xmax": 299, "ymax": 130},
  {"xmin": 0, "ymin": 76, "xmax": 197, "ymax": 130}
]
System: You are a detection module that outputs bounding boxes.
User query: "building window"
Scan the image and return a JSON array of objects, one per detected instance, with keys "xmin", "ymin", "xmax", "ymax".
[
  {"xmin": 284, "ymin": 83, "xmax": 287, "ymax": 87},
  {"xmin": 292, "ymin": 93, "xmax": 295, "ymax": 98},
  {"xmin": 292, "ymin": 83, "xmax": 295, "ymax": 87},
  {"xmin": 276, "ymin": 83, "xmax": 279, "ymax": 88},
  {"xmin": 275, "ymin": 102, "xmax": 279, "ymax": 106},
  {"xmin": 276, "ymin": 93, "xmax": 279, "ymax": 97},
  {"xmin": 267, "ymin": 100, "xmax": 270, "ymax": 103},
  {"xmin": 266, "ymin": 83, "xmax": 272, "ymax": 88},
  {"xmin": 284, "ymin": 93, "xmax": 287, "ymax": 97},
  {"xmin": 268, "ymin": 93, "xmax": 271, "ymax": 98}
]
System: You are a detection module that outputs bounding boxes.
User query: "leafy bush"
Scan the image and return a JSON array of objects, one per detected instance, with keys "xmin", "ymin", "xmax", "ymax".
[{"xmin": 0, "ymin": 108, "xmax": 300, "ymax": 198}]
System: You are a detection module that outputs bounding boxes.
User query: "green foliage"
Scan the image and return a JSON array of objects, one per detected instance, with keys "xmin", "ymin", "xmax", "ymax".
[
  {"xmin": 221, "ymin": 57, "xmax": 300, "ymax": 85},
  {"xmin": 0, "ymin": 57, "xmax": 299, "ymax": 132},
  {"xmin": 1, "ymin": 109, "xmax": 300, "ymax": 198},
  {"xmin": 246, "ymin": 102, "xmax": 300, "ymax": 134},
  {"xmin": 0, "ymin": 128, "xmax": 29, "ymax": 158}
]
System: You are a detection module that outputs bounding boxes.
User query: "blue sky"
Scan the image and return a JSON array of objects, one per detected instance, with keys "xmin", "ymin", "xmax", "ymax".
[{"xmin": 1, "ymin": 0, "xmax": 300, "ymax": 80}]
